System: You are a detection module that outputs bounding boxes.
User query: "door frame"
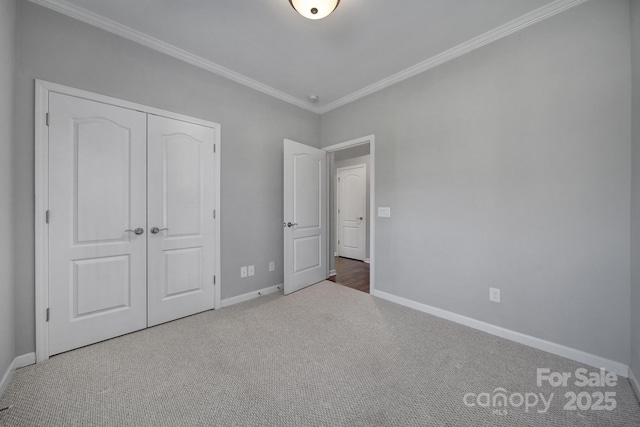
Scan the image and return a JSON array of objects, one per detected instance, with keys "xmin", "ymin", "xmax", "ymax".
[
  {"xmin": 323, "ymin": 135, "xmax": 375, "ymax": 294},
  {"xmin": 336, "ymin": 164, "xmax": 367, "ymax": 261},
  {"xmin": 35, "ymin": 80, "xmax": 222, "ymax": 362}
]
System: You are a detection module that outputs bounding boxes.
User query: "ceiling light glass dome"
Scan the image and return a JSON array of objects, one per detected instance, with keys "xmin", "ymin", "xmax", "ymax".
[{"xmin": 289, "ymin": 0, "xmax": 340, "ymax": 20}]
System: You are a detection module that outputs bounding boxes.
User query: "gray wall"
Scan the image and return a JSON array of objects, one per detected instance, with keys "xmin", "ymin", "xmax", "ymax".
[
  {"xmin": 631, "ymin": 0, "xmax": 640, "ymax": 379},
  {"xmin": 321, "ymin": 0, "xmax": 632, "ymax": 364},
  {"xmin": 13, "ymin": 1, "xmax": 320, "ymax": 355},
  {"xmin": 329, "ymin": 147, "xmax": 371, "ymax": 271},
  {"xmin": 0, "ymin": 0, "xmax": 16, "ymax": 382}
]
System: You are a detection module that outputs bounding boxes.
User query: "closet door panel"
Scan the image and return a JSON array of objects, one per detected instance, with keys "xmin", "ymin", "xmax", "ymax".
[
  {"xmin": 48, "ymin": 93, "xmax": 147, "ymax": 355},
  {"xmin": 147, "ymin": 115, "xmax": 216, "ymax": 326}
]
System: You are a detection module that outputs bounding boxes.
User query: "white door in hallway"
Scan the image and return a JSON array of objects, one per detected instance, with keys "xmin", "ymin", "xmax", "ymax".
[
  {"xmin": 147, "ymin": 115, "xmax": 216, "ymax": 326},
  {"xmin": 283, "ymin": 139, "xmax": 327, "ymax": 294},
  {"xmin": 337, "ymin": 165, "xmax": 366, "ymax": 261},
  {"xmin": 48, "ymin": 93, "xmax": 148, "ymax": 355}
]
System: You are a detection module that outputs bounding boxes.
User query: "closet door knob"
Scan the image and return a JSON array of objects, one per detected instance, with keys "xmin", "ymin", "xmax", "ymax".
[{"xmin": 150, "ymin": 227, "xmax": 168, "ymax": 234}]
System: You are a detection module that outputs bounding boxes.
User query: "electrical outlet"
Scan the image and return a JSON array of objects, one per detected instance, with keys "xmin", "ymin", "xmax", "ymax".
[
  {"xmin": 248, "ymin": 265, "xmax": 255, "ymax": 276},
  {"xmin": 269, "ymin": 261, "xmax": 275, "ymax": 272},
  {"xmin": 240, "ymin": 266, "xmax": 247, "ymax": 278},
  {"xmin": 489, "ymin": 287, "xmax": 501, "ymax": 303}
]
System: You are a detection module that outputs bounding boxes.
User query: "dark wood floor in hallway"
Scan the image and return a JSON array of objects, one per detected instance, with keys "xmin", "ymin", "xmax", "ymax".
[{"xmin": 328, "ymin": 257, "xmax": 370, "ymax": 293}]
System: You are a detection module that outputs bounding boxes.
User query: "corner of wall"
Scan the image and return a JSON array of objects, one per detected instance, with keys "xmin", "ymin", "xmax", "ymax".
[
  {"xmin": 0, "ymin": 0, "xmax": 17, "ymax": 398},
  {"xmin": 630, "ymin": 0, "xmax": 640, "ymax": 383}
]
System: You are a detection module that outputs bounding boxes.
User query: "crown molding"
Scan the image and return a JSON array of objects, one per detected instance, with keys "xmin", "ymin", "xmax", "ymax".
[
  {"xmin": 28, "ymin": 0, "xmax": 321, "ymax": 113},
  {"xmin": 29, "ymin": 0, "xmax": 588, "ymax": 115},
  {"xmin": 316, "ymin": 0, "xmax": 590, "ymax": 114}
]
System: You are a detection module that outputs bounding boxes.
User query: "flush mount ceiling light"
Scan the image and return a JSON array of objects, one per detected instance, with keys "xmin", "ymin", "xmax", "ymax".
[{"xmin": 289, "ymin": 0, "xmax": 340, "ymax": 20}]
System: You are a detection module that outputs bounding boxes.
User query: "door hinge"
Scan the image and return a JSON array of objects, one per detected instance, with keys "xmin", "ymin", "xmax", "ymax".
[
  {"xmin": 338, "ymin": 240, "xmax": 340, "ymax": 245},
  {"xmin": 213, "ymin": 209, "xmax": 216, "ymax": 219},
  {"xmin": 338, "ymin": 209, "xmax": 340, "ymax": 214},
  {"xmin": 45, "ymin": 113, "xmax": 50, "ymax": 126},
  {"xmin": 338, "ymin": 177, "xmax": 340, "ymax": 182},
  {"xmin": 213, "ymin": 275, "xmax": 216, "ymax": 285},
  {"xmin": 46, "ymin": 308, "xmax": 50, "ymax": 322},
  {"xmin": 45, "ymin": 210, "xmax": 50, "ymax": 224},
  {"xmin": 213, "ymin": 144, "xmax": 216, "ymax": 153}
]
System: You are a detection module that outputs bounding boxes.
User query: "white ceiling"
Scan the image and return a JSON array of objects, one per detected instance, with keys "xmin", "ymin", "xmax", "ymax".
[{"xmin": 30, "ymin": 0, "xmax": 588, "ymax": 113}]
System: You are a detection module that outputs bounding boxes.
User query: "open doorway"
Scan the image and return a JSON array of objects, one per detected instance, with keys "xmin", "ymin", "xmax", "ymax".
[{"xmin": 324, "ymin": 136, "xmax": 375, "ymax": 294}]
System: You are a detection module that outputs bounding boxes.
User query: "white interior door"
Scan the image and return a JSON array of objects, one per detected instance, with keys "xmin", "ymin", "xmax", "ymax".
[
  {"xmin": 48, "ymin": 93, "xmax": 148, "ymax": 355},
  {"xmin": 284, "ymin": 139, "xmax": 327, "ymax": 294},
  {"xmin": 147, "ymin": 115, "xmax": 216, "ymax": 326},
  {"xmin": 337, "ymin": 165, "xmax": 366, "ymax": 261}
]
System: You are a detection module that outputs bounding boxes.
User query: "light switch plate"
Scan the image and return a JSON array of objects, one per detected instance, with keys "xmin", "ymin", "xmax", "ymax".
[
  {"xmin": 269, "ymin": 261, "xmax": 275, "ymax": 272},
  {"xmin": 248, "ymin": 265, "xmax": 255, "ymax": 277},
  {"xmin": 240, "ymin": 266, "xmax": 247, "ymax": 278},
  {"xmin": 378, "ymin": 207, "xmax": 391, "ymax": 217}
]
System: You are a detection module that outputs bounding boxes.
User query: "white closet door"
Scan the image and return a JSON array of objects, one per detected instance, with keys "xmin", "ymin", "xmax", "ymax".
[
  {"xmin": 147, "ymin": 115, "xmax": 216, "ymax": 326},
  {"xmin": 48, "ymin": 93, "xmax": 148, "ymax": 355}
]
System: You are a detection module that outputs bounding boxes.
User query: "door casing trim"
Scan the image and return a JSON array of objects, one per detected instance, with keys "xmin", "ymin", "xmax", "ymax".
[
  {"xmin": 323, "ymin": 135, "xmax": 375, "ymax": 294},
  {"xmin": 35, "ymin": 80, "xmax": 222, "ymax": 362}
]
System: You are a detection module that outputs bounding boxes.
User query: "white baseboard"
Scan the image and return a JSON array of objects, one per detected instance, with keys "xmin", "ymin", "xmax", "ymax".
[
  {"xmin": 329, "ymin": 269, "xmax": 336, "ymax": 277},
  {"xmin": 14, "ymin": 353, "xmax": 35, "ymax": 369},
  {"xmin": 0, "ymin": 352, "xmax": 36, "ymax": 397},
  {"xmin": 0, "ymin": 360, "xmax": 14, "ymax": 398},
  {"xmin": 365, "ymin": 258, "xmax": 370, "ymax": 264},
  {"xmin": 630, "ymin": 368, "xmax": 640, "ymax": 401},
  {"xmin": 372, "ymin": 290, "xmax": 629, "ymax": 377},
  {"xmin": 220, "ymin": 284, "xmax": 282, "ymax": 308}
]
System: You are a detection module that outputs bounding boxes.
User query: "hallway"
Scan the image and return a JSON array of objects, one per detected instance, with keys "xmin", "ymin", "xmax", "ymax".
[{"xmin": 328, "ymin": 257, "xmax": 370, "ymax": 294}]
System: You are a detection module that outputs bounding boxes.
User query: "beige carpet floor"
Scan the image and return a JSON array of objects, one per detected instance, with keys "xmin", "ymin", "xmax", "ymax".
[{"xmin": 1, "ymin": 281, "xmax": 639, "ymax": 426}]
